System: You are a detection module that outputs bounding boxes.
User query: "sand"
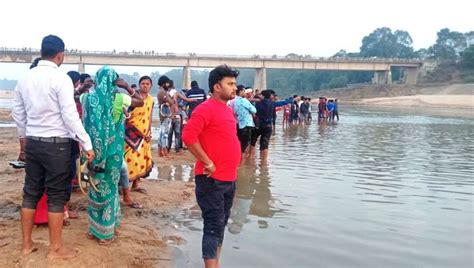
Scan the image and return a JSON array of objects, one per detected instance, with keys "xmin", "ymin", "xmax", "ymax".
[{"xmin": 0, "ymin": 123, "xmax": 197, "ymax": 268}]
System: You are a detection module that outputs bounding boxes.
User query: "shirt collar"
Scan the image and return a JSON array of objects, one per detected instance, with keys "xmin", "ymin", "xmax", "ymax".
[{"xmin": 38, "ymin": 60, "xmax": 59, "ymax": 68}]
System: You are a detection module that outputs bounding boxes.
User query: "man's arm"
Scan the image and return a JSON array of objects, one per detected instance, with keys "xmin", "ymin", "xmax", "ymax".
[
  {"xmin": 56, "ymin": 75, "xmax": 93, "ymax": 152},
  {"xmin": 243, "ymin": 99, "xmax": 257, "ymax": 114},
  {"xmin": 274, "ymin": 98, "xmax": 293, "ymax": 107},
  {"xmin": 186, "ymin": 142, "xmax": 215, "ymax": 175},
  {"xmin": 182, "ymin": 106, "xmax": 215, "ymax": 175}
]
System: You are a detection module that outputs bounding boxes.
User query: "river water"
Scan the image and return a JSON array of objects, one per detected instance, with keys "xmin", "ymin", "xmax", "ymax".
[{"xmin": 167, "ymin": 106, "xmax": 473, "ymax": 268}]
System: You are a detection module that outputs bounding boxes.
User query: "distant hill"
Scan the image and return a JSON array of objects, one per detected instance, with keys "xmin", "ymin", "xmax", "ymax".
[{"xmin": 311, "ymin": 83, "xmax": 474, "ymax": 102}]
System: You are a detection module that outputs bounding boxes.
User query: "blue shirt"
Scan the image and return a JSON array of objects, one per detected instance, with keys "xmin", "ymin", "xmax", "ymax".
[
  {"xmin": 234, "ymin": 96, "xmax": 256, "ymax": 129},
  {"xmin": 327, "ymin": 102, "xmax": 335, "ymax": 112}
]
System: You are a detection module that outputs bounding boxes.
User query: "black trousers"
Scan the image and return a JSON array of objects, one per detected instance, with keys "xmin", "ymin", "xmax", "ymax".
[
  {"xmin": 22, "ymin": 138, "xmax": 72, "ymax": 212},
  {"xmin": 195, "ymin": 175, "xmax": 236, "ymax": 259},
  {"xmin": 237, "ymin": 126, "xmax": 253, "ymax": 153}
]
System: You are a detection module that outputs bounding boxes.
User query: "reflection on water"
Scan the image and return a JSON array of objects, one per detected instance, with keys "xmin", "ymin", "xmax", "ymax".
[
  {"xmin": 148, "ymin": 164, "xmax": 194, "ymax": 182},
  {"xmin": 172, "ymin": 107, "xmax": 474, "ymax": 268}
]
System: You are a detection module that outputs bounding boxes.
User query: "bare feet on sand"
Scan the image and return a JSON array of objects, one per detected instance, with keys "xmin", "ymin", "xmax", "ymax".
[
  {"xmin": 22, "ymin": 241, "xmax": 41, "ymax": 255},
  {"xmin": 47, "ymin": 246, "xmax": 80, "ymax": 260}
]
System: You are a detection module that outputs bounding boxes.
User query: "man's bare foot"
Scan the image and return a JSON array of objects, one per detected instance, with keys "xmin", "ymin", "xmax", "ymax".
[
  {"xmin": 22, "ymin": 241, "xmax": 40, "ymax": 255},
  {"xmin": 47, "ymin": 246, "xmax": 80, "ymax": 260}
]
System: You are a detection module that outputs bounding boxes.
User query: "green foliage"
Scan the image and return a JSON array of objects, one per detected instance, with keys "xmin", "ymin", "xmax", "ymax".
[
  {"xmin": 461, "ymin": 45, "xmax": 474, "ymax": 69},
  {"xmin": 428, "ymin": 28, "xmax": 466, "ymax": 61},
  {"xmin": 360, "ymin": 27, "xmax": 415, "ymax": 58}
]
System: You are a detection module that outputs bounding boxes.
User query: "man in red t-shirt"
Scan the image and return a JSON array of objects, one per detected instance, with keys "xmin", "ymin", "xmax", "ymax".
[{"xmin": 182, "ymin": 65, "xmax": 240, "ymax": 268}]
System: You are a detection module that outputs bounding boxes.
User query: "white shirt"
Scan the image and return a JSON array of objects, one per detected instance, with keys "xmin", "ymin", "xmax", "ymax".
[{"xmin": 12, "ymin": 60, "xmax": 93, "ymax": 151}]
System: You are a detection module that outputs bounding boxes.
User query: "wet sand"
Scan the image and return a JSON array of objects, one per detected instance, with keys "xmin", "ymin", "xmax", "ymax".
[{"xmin": 0, "ymin": 122, "xmax": 197, "ymax": 267}]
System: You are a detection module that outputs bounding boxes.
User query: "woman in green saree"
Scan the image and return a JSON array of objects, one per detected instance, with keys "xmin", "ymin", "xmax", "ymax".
[{"xmin": 82, "ymin": 66, "xmax": 137, "ymax": 245}]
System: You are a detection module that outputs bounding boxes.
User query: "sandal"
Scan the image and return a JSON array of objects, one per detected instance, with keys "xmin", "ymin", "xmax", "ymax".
[
  {"xmin": 126, "ymin": 202, "xmax": 143, "ymax": 209},
  {"xmin": 98, "ymin": 237, "xmax": 114, "ymax": 246}
]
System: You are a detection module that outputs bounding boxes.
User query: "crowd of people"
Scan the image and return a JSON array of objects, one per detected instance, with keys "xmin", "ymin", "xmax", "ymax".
[{"xmin": 11, "ymin": 34, "xmax": 341, "ymax": 267}]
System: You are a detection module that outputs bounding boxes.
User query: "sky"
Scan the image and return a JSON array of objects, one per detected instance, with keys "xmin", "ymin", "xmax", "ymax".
[{"xmin": 1, "ymin": 0, "xmax": 472, "ymax": 79}]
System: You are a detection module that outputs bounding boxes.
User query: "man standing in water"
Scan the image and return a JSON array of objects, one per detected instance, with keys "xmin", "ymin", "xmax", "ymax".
[
  {"xmin": 182, "ymin": 65, "xmax": 241, "ymax": 268},
  {"xmin": 12, "ymin": 35, "xmax": 94, "ymax": 259},
  {"xmin": 157, "ymin": 75, "xmax": 175, "ymax": 157}
]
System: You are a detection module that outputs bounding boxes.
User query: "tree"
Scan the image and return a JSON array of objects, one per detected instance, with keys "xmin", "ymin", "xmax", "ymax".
[
  {"xmin": 359, "ymin": 27, "xmax": 415, "ymax": 58},
  {"xmin": 428, "ymin": 28, "xmax": 466, "ymax": 60},
  {"xmin": 461, "ymin": 45, "xmax": 474, "ymax": 69}
]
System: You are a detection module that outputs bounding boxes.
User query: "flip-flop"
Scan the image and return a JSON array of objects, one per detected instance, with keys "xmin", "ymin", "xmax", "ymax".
[
  {"xmin": 127, "ymin": 202, "xmax": 143, "ymax": 209},
  {"xmin": 9, "ymin": 160, "xmax": 26, "ymax": 169}
]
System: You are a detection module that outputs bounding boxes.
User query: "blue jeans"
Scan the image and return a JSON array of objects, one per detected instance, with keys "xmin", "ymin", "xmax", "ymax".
[
  {"xmin": 195, "ymin": 175, "xmax": 236, "ymax": 259},
  {"xmin": 159, "ymin": 118, "xmax": 172, "ymax": 148},
  {"xmin": 167, "ymin": 118, "xmax": 182, "ymax": 152}
]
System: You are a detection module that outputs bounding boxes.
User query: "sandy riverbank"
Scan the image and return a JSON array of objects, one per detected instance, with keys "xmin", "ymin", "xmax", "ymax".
[{"xmin": 0, "ymin": 124, "xmax": 197, "ymax": 268}]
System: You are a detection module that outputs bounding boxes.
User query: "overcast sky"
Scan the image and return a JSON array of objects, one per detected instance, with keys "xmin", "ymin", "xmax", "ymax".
[{"xmin": 1, "ymin": 0, "xmax": 472, "ymax": 79}]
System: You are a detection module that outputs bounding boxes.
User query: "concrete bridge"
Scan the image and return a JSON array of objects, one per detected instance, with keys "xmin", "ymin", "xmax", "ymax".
[{"xmin": 0, "ymin": 48, "xmax": 423, "ymax": 89}]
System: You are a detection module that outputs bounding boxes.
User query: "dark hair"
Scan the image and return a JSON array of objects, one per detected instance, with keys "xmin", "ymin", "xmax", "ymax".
[
  {"xmin": 131, "ymin": 84, "xmax": 137, "ymax": 89},
  {"xmin": 80, "ymin": 73, "xmax": 91, "ymax": 83},
  {"xmin": 261, "ymin": 90, "xmax": 271, "ymax": 99},
  {"xmin": 169, "ymin": 80, "xmax": 174, "ymax": 88},
  {"xmin": 30, "ymin": 57, "xmax": 41, "ymax": 69},
  {"xmin": 236, "ymin": 85, "xmax": 245, "ymax": 95},
  {"xmin": 139, "ymin": 75, "xmax": 152, "ymax": 85},
  {"xmin": 40, "ymin": 35, "xmax": 65, "ymax": 58},
  {"xmin": 208, "ymin": 65, "xmax": 239, "ymax": 92},
  {"xmin": 293, "ymin": 95, "xmax": 298, "ymax": 98},
  {"xmin": 67, "ymin": 71, "xmax": 81, "ymax": 85},
  {"xmin": 191, "ymin": 80, "xmax": 198, "ymax": 88},
  {"xmin": 158, "ymin": 75, "xmax": 170, "ymax": 87}
]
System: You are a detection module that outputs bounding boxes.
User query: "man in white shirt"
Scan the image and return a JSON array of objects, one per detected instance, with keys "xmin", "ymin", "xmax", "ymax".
[{"xmin": 12, "ymin": 35, "xmax": 94, "ymax": 260}]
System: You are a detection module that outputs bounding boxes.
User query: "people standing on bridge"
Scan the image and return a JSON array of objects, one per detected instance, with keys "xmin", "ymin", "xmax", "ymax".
[
  {"xmin": 157, "ymin": 75, "xmax": 175, "ymax": 158},
  {"xmin": 185, "ymin": 80, "xmax": 206, "ymax": 118},
  {"xmin": 182, "ymin": 65, "xmax": 241, "ymax": 268},
  {"xmin": 12, "ymin": 35, "xmax": 94, "ymax": 259},
  {"xmin": 124, "ymin": 75, "xmax": 153, "ymax": 195}
]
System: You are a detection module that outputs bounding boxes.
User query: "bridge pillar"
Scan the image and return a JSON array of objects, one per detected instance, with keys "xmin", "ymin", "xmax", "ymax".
[
  {"xmin": 253, "ymin": 68, "xmax": 267, "ymax": 91},
  {"xmin": 404, "ymin": 67, "xmax": 418, "ymax": 85},
  {"xmin": 372, "ymin": 70, "xmax": 391, "ymax": 84},
  {"xmin": 182, "ymin": 66, "xmax": 191, "ymax": 89},
  {"xmin": 78, "ymin": 63, "xmax": 85, "ymax": 73}
]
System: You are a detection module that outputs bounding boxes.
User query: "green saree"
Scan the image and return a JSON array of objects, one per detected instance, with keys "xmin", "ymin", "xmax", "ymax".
[{"xmin": 82, "ymin": 66, "xmax": 124, "ymax": 240}]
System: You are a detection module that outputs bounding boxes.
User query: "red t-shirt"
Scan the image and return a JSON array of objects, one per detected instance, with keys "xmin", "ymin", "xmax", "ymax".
[{"xmin": 182, "ymin": 98, "xmax": 241, "ymax": 182}]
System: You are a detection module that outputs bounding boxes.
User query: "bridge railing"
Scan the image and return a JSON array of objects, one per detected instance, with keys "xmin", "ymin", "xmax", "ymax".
[{"xmin": 0, "ymin": 47, "xmax": 423, "ymax": 64}]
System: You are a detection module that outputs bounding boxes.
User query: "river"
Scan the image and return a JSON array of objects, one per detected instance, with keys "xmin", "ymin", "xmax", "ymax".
[{"xmin": 168, "ymin": 106, "xmax": 473, "ymax": 268}]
